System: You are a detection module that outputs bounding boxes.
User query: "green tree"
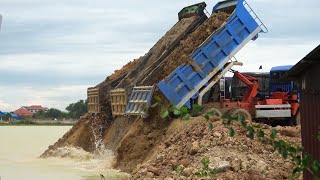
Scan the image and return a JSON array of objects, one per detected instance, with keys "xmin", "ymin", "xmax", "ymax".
[
  {"xmin": 65, "ymin": 99, "xmax": 87, "ymax": 119},
  {"xmin": 33, "ymin": 109, "xmax": 67, "ymax": 119},
  {"xmin": 47, "ymin": 108, "xmax": 67, "ymax": 119},
  {"xmin": 33, "ymin": 110, "xmax": 49, "ymax": 119},
  {"xmin": 1, "ymin": 113, "xmax": 12, "ymax": 121}
]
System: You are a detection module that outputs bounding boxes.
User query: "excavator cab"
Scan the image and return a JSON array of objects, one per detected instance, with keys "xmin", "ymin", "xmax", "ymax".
[{"xmin": 178, "ymin": 2, "xmax": 207, "ymax": 21}]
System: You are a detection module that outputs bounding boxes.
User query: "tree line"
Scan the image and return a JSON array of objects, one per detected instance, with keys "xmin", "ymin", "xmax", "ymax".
[{"xmin": 32, "ymin": 99, "xmax": 87, "ymax": 119}]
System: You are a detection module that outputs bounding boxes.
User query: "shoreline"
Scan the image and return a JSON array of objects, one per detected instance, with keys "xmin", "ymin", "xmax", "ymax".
[{"xmin": 0, "ymin": 120, "xmax": 76, "ymax": 126}]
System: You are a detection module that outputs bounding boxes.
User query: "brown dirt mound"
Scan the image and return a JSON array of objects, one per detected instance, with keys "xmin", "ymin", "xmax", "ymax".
[{"xmin": 130, "ymin": 117, "xmax": 302, "ymax": 179}]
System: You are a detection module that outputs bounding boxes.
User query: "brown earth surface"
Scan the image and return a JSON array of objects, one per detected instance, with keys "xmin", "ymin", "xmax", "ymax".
[{"xmin": 130, "ymin": 117, "xmax": 301, "ymax": 179}]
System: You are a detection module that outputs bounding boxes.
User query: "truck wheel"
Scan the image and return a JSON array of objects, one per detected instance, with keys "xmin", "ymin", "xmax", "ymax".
[
  {"xmin": 229, "ymin": 108, "xmax": 252, "ymax": 122},
  {"xmin": 203, "ymin": 108, "xmax": 222, "ymax": 118},
  {"xmin": 294, "ymin": 110, "xmax": 301, "ymax": 126}
]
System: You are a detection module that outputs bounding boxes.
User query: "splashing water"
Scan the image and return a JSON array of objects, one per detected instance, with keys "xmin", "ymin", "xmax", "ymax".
[{"xmin": 90, "ymin": 114, "xmax": 106, "ymax": 155}]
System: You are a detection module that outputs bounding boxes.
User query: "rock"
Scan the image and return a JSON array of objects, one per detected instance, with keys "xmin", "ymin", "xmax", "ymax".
[
  {"xmin": 213, "ymin": 161, "xmax": 231, "ymax": 173},
  {"xmin": 201, "ymin": 139, "xmax": 211, "ymax": 147},
  {"xmin": 140, "ymin": 168, "xmax": 148, "ymax": 176},
  {"xmin": 279, "ymin": 170, "xmax": 290, "ymax": 178},
  {"xmin": 284, "ymin": 162, "xmax": 292, "ymax": 168},
  {"xmin": 256, "ymin": 160, "xmax": 268, "ymax": 172},
  {"xmin": 147, "ymin": 133, "xmax": 154, "ymax": 139},
  {"xmin": 147, "ymin": 166, "xmax": 161, "ymax": 176},
  {"xmin": 164, "ymin": 177, "xmax": 174, "ymax": 180},
  {"xmin": 170, "ymin": 159, "xmax": 179, "ymax": 167},
  {"xmin": 183, "ymin": 167, "xmax": 193, "ymax": 176},
  {"xmin": 179, "ymin": 158, "xmax": 192, "ymax": 167},
  {"xmin": 213, "ymin": 132, "xmax": 222, "ymax": 138},
  {"xmin": 189, "ymin": 141, "xmax": 200, "ymax": 155},
  {"xmin": 209, "ymin": 157, "xmax": 221, "ymax": 164},
  {"xmin": 231, "ymin": 159, "xmax": 241, "ymax": 172},
  {"xmin": 241, "ymin": 161, "xmax": 248, "ymax": 171},
  {"xmin": 146, "ymin": 172, "xmax": 154, "ymax": 178}
]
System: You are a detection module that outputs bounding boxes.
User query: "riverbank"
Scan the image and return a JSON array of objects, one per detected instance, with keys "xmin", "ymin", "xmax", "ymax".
[{"xmin": 0, "ymin": 120, "xmax": 76, "ymax": 126}]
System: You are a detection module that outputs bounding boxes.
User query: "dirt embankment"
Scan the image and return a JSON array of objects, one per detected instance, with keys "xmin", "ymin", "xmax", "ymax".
[{"xmin": 130, "ymin": 117, "xmax": 301, "ymax": 179}]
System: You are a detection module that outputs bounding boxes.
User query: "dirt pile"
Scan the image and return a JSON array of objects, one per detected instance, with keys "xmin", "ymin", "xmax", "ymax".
[{"xmin": 130, "ymin": 117, "xmax": 301, "ymax": 179}]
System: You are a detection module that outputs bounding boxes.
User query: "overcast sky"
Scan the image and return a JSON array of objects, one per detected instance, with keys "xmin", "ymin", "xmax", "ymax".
[{"xmin": 0, "ymin": 0, "xmax": 319, "ymax": 112}]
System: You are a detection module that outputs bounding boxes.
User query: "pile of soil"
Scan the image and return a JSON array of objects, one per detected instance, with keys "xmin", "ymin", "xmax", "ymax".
[{"xmin": 130, "ymin": 117, "xmax": 301, "ymax": 179}]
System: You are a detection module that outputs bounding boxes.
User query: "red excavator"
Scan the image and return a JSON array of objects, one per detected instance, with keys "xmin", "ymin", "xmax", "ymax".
[{"xmin": 205, "ymin": 69, "xmax": 300, "ymax": 125}]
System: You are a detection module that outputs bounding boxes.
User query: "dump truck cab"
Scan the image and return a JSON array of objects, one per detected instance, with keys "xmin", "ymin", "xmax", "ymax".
[
  {"xmin": 178, "ymin": 2, "xmax": 207, "ymax": 21},
  {"xmin": 269, "ymin": 65, "xmax": 295, "ymax": 94},
  {"xmin": 212, "ymin": 0, "xmax": 238, "ymax": 14}
]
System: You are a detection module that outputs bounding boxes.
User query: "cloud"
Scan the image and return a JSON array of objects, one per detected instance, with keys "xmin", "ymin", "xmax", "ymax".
[{"xmin": 0, "ymin": 85, "xmax": 88, "ymax": 112}]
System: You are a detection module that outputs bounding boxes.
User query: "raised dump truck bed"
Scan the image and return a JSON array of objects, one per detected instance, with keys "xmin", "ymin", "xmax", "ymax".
[
  {"xmin": 157, "ymin": 0, "xmax": 267, "ymax": 108},
  {"xmin": 87, "ymin": 87, "xmax": 100, "ymax": 113}
]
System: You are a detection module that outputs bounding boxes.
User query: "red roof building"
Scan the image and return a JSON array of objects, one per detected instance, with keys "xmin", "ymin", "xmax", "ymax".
[
  {"xmin": 13, "ymin": 108, "xmax": 33, "ymax": 117},
  {"xmin": 24, "ymin": 105, "xmax": 48, "ymax": 113}
]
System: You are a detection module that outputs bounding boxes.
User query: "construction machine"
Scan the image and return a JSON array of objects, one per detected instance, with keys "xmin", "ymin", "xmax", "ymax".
[{"xmin": 206, "ymin": 69, "xmax": 300, "ymax": 125}]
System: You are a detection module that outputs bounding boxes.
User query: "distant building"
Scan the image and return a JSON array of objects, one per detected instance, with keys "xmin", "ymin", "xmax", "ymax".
[
  {"xmin": 0, "ymin": 111, "xmax": 21, "ymax": 120},
  {"xmin": 13, "ymin": 108, "xmax": 33, "ymax": 117},
  {"xmin": 24, "ymin": 105, "xmax": 48, "ymax": 113}
]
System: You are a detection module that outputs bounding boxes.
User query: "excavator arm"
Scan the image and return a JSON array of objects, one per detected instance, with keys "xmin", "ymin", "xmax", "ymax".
[{"xmin": 233, "ymin": 71, "xmax": 259, "ymax": 103}]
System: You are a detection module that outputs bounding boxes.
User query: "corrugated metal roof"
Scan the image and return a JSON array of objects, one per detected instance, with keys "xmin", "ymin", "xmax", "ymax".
[
  {"xmin": 285, "ymin": 44, "xmax": 320, "ymax": 79},
  {"xmin": 270, "ymin": 65, "xmax": 293, "ymax": 72}
]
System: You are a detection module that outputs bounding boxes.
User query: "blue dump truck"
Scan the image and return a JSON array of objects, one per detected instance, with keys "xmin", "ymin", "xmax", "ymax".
[
  {"xmin": 157, "ymin": 0, "xmax": 267, "ymax": 108},
  {"xmin": 106, "ymin": 0, "xmax": 267, "ymax": 118},
  {"xmin": 269, "ymin": 65, "xmax": 295, "ymax": 94}
]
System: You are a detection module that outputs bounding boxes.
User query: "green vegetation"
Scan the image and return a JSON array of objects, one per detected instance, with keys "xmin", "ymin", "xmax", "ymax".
[
  {"xmin": 33, "ymin": 108, "xmax": 67, "ymax": 119},
  {"xmin": 1, "ymin": 113, "xmax": 12, "ymax": 121},
  {"xmin": 66, "ymin": 99, "xmax": 87, "ymax": 119},
  {"xmin": 32, "ymin": 99, "xmax": 87, "ymax": 119},
  {"xmin": 195, "ymin": 158, "xmax": 217, "ymax": 180},
  {"xmin": 153, "ymin": 96, "xmax": 199, "ymax": 120}
]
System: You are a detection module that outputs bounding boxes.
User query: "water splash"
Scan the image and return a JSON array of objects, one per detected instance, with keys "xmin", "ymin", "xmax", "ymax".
[
  {"xmin": 90, "ymin": 113, "xmax": 105, "ymax": 155},
  {"xmin": 45, "ymin": 146, "xmax": 116, "ymax": 171}
]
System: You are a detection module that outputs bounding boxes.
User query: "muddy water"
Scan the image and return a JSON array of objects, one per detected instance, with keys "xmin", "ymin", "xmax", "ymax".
[{"xmin": 0, "ymin": 126, "xmax": 127, "ymax": 180}]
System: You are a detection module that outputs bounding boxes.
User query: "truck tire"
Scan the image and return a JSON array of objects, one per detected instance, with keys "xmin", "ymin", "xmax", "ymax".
[
  {"xmin": 229, "ymin": 108, "xmax": 252, "ymax": 122},
  {"xmin": 203, "ymin": 107, "xmax": 222, "ymax": 118}
]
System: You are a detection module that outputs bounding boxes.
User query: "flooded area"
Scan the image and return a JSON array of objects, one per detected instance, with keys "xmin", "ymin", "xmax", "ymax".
[{"xmin": 0, "ymin": 126, "xmax": 127, "ymax": 180}]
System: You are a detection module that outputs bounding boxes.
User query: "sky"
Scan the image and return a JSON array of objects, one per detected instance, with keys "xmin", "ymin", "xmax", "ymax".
[{"xmin": 0, "ymin": 0, "xmax": 319, "ymax": 112}]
